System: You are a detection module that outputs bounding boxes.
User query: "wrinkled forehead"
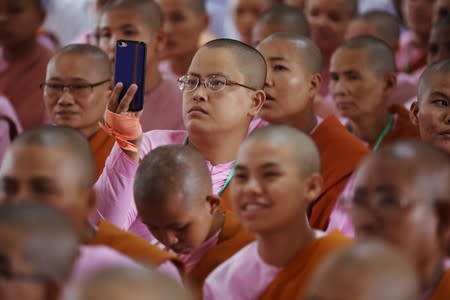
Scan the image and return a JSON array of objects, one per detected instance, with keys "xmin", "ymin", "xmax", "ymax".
[{"xmin": 419, "ymin": 71, "xmax": 450, "ymax": 100}]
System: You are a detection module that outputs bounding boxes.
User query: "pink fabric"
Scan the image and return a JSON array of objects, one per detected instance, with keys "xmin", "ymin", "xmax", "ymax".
[
  {"xmin": 178, "ymin": 230, "xmax": 221, "ymax": 272},
  {"xmin": 0, "ymin": 44, "xmax": 53, "ymax": 129},
  {"xmin": 203, "ymin": 241, "xmax": 281, "ymax": 300},
  {"xmin": 93, "ymin": 130, "xmax": 237, "ymax": 240},
  {"xmin": 387, "ymin": 72, "xmax": 418, "ymax": 105},
  {"xmin": 69, "ymin": 245, "xmax": 143, "ymax": 284},
  {"xmin": 396, "ymin": 31, "xmax": 426, "ymax": 73},
  {"xmin": 159, "ymin": 61, "xmax": 179, "ymax": 82},
  {"xmin": 0, "ymin": 96, "xmax": 22, "ymax": 163},
  {"xmin": 157, "ymin": 261, "xmax": 183, "ymax": 284},
  {"xmin": 326, "ymin": 175, "xmax": 355, "ymax": 237},
  {"xmin": 140, "ymin": 77, "xmax": 184, "ymax": 132}
]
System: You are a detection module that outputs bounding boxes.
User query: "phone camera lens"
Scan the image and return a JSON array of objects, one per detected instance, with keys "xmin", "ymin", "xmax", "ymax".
[{"xmin": 118, "ymin": 41, "xmax": 128, "ymax": 48}]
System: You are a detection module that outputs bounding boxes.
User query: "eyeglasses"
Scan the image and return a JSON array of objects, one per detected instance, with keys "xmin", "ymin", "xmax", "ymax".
[
  {"xmin": 177, "ymin": 74, "xmax": 258, "ymax": 92},
  {"xmin": 40, "ymin": 79, "xmax": 110, "ymax": 98}
]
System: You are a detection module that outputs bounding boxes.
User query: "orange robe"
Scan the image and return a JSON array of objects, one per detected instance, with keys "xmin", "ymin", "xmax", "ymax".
[
  {"xmin": 187, "ymin": 210, "xmax": 254, "ymax": 290},
  {"xmin": 89, "ymin": 220, "xmax": 182, "ymax": 270},
  {"xmin": 89, "ymin": 129, "xmax": 115, "ymax": 181},
  {"xmin": 309, "ymin": 116, "xmax": 369, "ymax": 230},
  {"xmin": 379, "ymin": 104, "xmax": 420, "ymax": 147},
  {"xmin": 259, "ymin": 231, "xmax": 352, "ymax": 300},
  {"xmin": 430, "ymin": 269, "xmax": 450, "ymax": 300}
]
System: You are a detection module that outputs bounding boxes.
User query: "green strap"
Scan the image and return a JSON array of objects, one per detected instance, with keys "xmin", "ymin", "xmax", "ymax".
[
  {"xmin": 184, "ymin": 136, "xmax": 235, "ymax": 195},
  {"xmin": 372, "ymin": 115, "xmax": 394, "ymax": 151}
]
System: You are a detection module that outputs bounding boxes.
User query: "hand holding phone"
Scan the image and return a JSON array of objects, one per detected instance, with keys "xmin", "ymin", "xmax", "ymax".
[{"xmin": 113, "ymin": 40, "xmax": 146, "ymax": 112}]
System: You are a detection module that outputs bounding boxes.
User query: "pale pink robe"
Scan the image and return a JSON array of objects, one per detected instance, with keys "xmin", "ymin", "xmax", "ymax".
[
  {"xmin": 396, "ymin": 31, "xmax": 426, "ymax": 74},
  {"xmin": 140, "ymin": 76, "xmax": 184, "ymax": 132},
  {"xmin": 0, "ymin": 96, "xmax": 22, "ymax": 163}
]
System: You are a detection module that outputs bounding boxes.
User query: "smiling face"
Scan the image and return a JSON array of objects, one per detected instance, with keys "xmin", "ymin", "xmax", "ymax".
[
  {"xmin": 43, "ymin": 53, "xmax": 110, "ymax": 137},
  {"xmin": 256, "ymin": 38, "xmax": 318, "ymax": 124},
  {"xmin": 412, "ymin": 72, "xmax": 450, "ymax": 154},
  {"xmin": 305, "ymin": 0, "xmax": 354, "ymax": 60},
  {"xmin": 182, "ymin": 47, "xmax": 262, "ymax": 136},
  {"xmin": 158, "ymin": 0, "xmax": 207, "ymax": 60},
  {"xmin": 329, "ymin": 48, "xmax": 388, "ymax": 120},
  {"xmin": 231, "ymin": 138, "xmax": 316, "ymax": 234}
]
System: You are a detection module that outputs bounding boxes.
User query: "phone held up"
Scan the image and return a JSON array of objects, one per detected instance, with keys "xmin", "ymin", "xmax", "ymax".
[{"xmin": 114, "ymin": 40, "xmax": 146, "ymax": 112}]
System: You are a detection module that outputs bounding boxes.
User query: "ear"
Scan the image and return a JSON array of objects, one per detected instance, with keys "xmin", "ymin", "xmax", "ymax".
[
  {"xmin": 308, "ymin": 73, "xmax": 322, "ymax": 100},
  {"xmin": 409, "ymin": 100, "xmax": 420, "ymax": 126},
  {"xmin": 382, "ymin": 72, "xmax": 397, "ymax": 98},
  {"xmin": 248, "ymin": 90, "xmax": 266, "ymax": 117},
  {"xmin": 206, "ymin": 195, "xmax": 221, "ymax": 215},
  {"xmin": 303, "ymin": 173, "xmax": 323, "ymax": 204}
]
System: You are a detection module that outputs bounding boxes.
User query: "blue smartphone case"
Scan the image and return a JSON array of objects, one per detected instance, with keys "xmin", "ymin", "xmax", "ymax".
[{"xmin": 114, "ymin": 40, "xmax": 146, "ymax": 112}]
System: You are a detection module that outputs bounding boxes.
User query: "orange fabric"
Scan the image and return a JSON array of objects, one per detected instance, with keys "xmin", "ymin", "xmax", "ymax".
[
  {"xmin": 309, "ymin": 116, "xmax": 369, "ymax": 230},
  {"xmin": 187, "ymin": 210, "xmax": 254, "ymax": 290},
  {"xmin": 219, "ymin": 184, "xmax": 232, "ymax": 211},
  {"xmin": 89, "ymin": 129, "xmax": 115, "ymax": 181},
  {"xmin": 378, "ymin": 104, "xmax": 420, "ymax": 148},
  {"xmin": 89, "ymin": 220, "xmax": 183, "ymax": 270},
  {"xmin": 430, "ymin": 269, "xmax": 450, "ymax": 300},
  {"xmin": 100, "ymin": 109, "xmax": 142, "ymax": 152},
  {"xmin": 258, "ymin": 231, "xmax": 352, "ymax": 300}
]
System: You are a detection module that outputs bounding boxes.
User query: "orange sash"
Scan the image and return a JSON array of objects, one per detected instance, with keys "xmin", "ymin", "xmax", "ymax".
[
  {"xmin": 430, "ymin": 269, "xmax": 450, "ymax": 300},
  {"xmin": 88, "ymin": 129, "xmax": 115, "ymax": 181}
]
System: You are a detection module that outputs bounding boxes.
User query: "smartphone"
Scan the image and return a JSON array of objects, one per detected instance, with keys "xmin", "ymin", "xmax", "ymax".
[{"xmin": 114, "ymin": 40, "xmax": 146, "ymax": 112}]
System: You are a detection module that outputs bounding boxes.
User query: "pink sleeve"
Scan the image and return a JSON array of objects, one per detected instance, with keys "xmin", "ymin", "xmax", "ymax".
[
  {"xmin": 157, "ymin": 261, "xmax": 183, "ymax": 285},
  {"xmin": 92, "ymin": 143, "xmax": 139, "ymax": 230},
  {"xmin": 0, "ymin": 120, "xmax": 10, "ymax": 162},
  {"xmin": 326, "ymin": 175, "xmax": 355, "ymax": 237}
]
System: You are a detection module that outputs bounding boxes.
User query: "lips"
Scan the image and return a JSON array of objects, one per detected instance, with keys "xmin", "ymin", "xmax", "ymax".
[
  {"xmin": 239, "ymin": 201, "xmax": 270, "ymax": 218},
  {"xmin": 188, "ymin": 106, "xmax": 208, "ymax": 114},
  {"xmin": 55, "ymin": 110, "xmax": 79, "ymax": 117}
]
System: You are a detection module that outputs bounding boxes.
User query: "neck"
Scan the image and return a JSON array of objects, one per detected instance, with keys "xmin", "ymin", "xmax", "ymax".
[
  {"xmin": 349, "ymin": 108, "xmax": 391, "ymax": 145},
  {"xmin": 168, "ymin": 51, "xmax": 197, "ymax": 78},
  {"xmin": 145, "ymin": 64, "xmax": 162, "ymax": 93},
  {"xmin": 286, "ymin": 105, "xmax": 318, "ymax": 134},
  {"xmin": 188, "ymin": 124, "xmax": 249, "ymax": 165},
  {"xmin": 80, "ymin": 124, "xmax": 101, "ymax": 140},
  {"xmin": 257, "ymin": 216, "xmax": 315, "ymax": 267},
  {"xmin": 2, "ymin": 39, "xmax": 38, "ymax": 61}
]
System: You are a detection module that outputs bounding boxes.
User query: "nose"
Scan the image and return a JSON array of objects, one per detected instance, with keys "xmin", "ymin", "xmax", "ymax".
[
  {"xmin": 444, "ymin": 109, "xmax": 450, "ymax": 125},
  {"xmin": 56, "ymin": 88, "xmax": 76, "ymax": 105},
  {"xmin": 264, "ymin": 68, "xmax": 274, "ymax": 88},
  {"xmin": 242, "ymin": 176, "xmax": 262, "ymax": 195},
  {"xmin": 330, "ymin": 77, "xmax": 347, "ymax": 98},
  {"xmin": 191, "ymin": 82, "xmax": 208, "ymax": 102},
  {"xmin": 162, "ymin": 230, "xmax": 179, "ymax": 247}
]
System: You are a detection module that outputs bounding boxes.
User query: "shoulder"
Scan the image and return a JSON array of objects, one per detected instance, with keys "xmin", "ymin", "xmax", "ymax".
[{"xmin": 140, "ymin": 130, "xmax": 188, "ymax": 154}]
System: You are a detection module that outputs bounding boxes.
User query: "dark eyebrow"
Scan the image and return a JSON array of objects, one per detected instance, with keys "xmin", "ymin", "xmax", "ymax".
[
  {"xmin": 235, "ymin": 165, "xmax": 247, "ymax": 172},
  {"xmin": 429, "ymin": 91, "xmax": 449, "ymax": 99},
  {"xmin": 268, "ymin": 57, "xmax": 287, "ymax": 62}
]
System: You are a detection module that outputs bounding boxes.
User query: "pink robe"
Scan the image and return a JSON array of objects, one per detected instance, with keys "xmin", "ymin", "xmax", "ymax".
[
  {"xmin": 140, "ymin": 77, "xmax": 184, "ymax": 132},
  {"xmin": 0, "ymin": 96, "xmax": 22, "ymax": 163},
  {"xmin": 0, "ymin": 44, "xmax": 52, "ymax": 129},
  {"xmin": 396, "ymin": 31, "xmax": 427, "ymax": 74}
]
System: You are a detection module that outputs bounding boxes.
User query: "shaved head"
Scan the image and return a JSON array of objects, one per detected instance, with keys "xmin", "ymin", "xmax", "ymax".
[
  {"xmin": 245, "ymin": 125, "xmax": 321, "ymax": 176},
  {"xmin": 102, "ymin": 0, "xmax": 163, "ymax": 30},
  {"xmin": 305, "ymin": 242, "xmax": 420, "ymax": 300},
  {"xmin": 70, "ymin": 266, "xmax": 194, "ymax": 300},
  {"xmin": 202, "ymin": 38, "xmax": 267, "ymax": 89},
  {"xmin": 186, "ymin": 0, "xmax": 206, "ymax": 15},
  {"xmin": 418, "ymin": 59, "xmax": 450, "ymax": 101},
  {"xmin": 337, "ymin": 35, "xmax": 396, "ymax": 76},
  {"xmin": 49, "ymin": 44, "xmax": 112, "ymax": 80},
  {"xmin": 262, "ymin": 32, "xmax": 322, "ymax": 74},
  {"xmin": 352, "ymin": 10, "xmax": 400, "ymax": 47},
  {"xmin": 0, "ymin": 203, "xmax": 79, "ymax": 282},
  {"xmin": 134, "ymin": 145, "xmax": 211, "ymax": 207},
  {"xmin": 9, "ymin": 125, "xmax": 95, "ymax": 188},
  {"xmin": 253, "ymin": 4, "xmax": 310, "ymax": 44}
]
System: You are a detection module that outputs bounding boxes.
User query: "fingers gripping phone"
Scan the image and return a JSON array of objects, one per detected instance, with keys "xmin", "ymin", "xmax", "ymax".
[{"xmin": 114, "ymin": 40, "xmax": 146, "ymax": 112}]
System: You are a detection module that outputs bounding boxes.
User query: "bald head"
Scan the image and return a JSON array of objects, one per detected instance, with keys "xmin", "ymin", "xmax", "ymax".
[
  {"xmin": 418, "ymin": 59, "xmax": 450, "ymax": 101},
  {"xmin": 71, "ymin": 266, "xmax": 194, "ymax": 300},
  {"xmin": 261, "ymin": 32, "xmax": 323, "ymax": 74},
  {"xmin": 252, "ymin": 4, "xmax": 310, "ymax": 45},
  {"xmin": 134, "ymin": 145, "xmax": 211, "ymax": 207},
  {"xmin": 10, "ymin": 125, "xmax": 95, "ymax": 188},
  {"xmin": 102, "ymin": 0, "xmax": 163, "ymax": 30},
  {"xmin": 305, "ymin": 242, "xmax": 420, "ymax": 300},
  {"xmin": 337, "ymin": 35, "xmax": 396, "ymax": 76},
  {"xmin": 202, "ymin": 38, "xmax": 267, "ymax": 90},
  {"xmin": 245, "ymin": 125, "xmax": 321, "ymax": 176},
  {"xmin": 49, "ymin": 44, "xmax": 112, "ymax": 80},
  {"xmin": 0, "ymin": 202, "xmax": 79, "ymax": 282},
  {"xmin": 351, "ymin": 11, "xmax": 400, "ymax": 47}
]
